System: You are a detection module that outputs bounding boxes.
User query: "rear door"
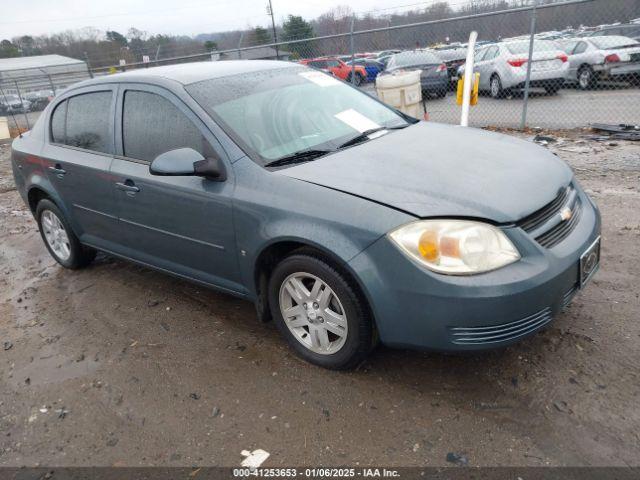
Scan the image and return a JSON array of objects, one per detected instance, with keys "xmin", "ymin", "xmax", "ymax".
[
  {"xmin": 109, "ymin": 84, "xmax": 242, "ymax": 293},
  {"xmin": 42, "ymin": 86, "xmax": 120, "ymax": 247}
]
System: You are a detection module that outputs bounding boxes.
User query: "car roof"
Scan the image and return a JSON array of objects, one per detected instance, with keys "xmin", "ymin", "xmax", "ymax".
[{"xmin": 69, "ymin": 60, "xmax": 298, "ymax": 90}]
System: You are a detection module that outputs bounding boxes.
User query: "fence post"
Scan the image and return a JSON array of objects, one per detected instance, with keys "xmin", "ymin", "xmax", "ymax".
[
  {"xmin": 83, "ymin": 52, "xmax": 94, "ymax": 79},
  {"xmin": 14, "ymin": 81, "xmax": 30, "ymax": 130},
  {"xmin": 520, "ymin": 0, "xmax": 538, "ymax": 130},
  {"xmin": 237, "ymin": 32, "xmax": 245, "ymax": 60},
  {"xmin": 350, "ymin": 16, "xmax": 356, "ymax": 85}
]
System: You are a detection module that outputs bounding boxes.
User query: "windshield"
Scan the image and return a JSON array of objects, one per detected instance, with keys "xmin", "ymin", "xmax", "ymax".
[
  {"xmin": 186, "ymin": 66, "xmax": 407, "ymax": 163},
  {"xmin": 590, "ymin": 36, "xmax": 639, "ymax": 49},
  {"xmin": 505, "ymin": 40, "xmax": 558, "ymax": 54},
  {"xmin": 388, "ymin": 50, "xmax": 441, "ymax": 68}
]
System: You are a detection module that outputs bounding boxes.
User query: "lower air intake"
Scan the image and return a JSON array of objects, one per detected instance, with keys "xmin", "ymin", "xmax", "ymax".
[{"xmin": 450, "ymin": 307, "xmax": 553, "ymax": 345}]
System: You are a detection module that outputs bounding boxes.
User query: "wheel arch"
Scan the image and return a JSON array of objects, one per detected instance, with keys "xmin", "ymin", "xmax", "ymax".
[{"xmin": 252, "ymin": 237, "xmax": 377, "ymax": 333}]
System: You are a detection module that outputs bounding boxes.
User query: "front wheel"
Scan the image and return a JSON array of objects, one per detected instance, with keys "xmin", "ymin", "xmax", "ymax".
[
  {"xmin": 268, "ymin": 250, "xmax": 373, "ymax": 369},
  {"xmin": 36, "ymin": 199, "xmax": 96, "ymax": 269}
]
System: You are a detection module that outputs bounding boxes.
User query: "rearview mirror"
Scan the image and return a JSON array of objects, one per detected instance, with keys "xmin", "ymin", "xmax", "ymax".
[{"xmin": 149, "ymin": 148, "xmax": 226, "ymax": 181}]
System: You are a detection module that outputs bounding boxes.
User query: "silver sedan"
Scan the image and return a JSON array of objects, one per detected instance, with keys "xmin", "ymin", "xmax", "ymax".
[
  {"xmin": 559, "ymin": 36, "xmax": 640, "ymax": 89},
  {"xmin": 459, "ymin": 40, "xmax": 569, "ymax": 98}
]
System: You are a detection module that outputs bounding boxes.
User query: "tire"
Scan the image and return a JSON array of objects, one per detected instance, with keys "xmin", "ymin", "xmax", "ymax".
[
  {"xmin": 36, "ymin": 199, "xmax": 96, "ymax": 269},
  {"xmin": 268, "ymin": 249, "xmax": 373, "ymax": 370},
  {"xmin": 348, "ymin": 72, "xmax": 363, "ymax": 86},
  {"xmin": 545, "ymin": 83, "xmax": 561, "ymax": 95},
  {"xmin": 490, "ymin": 74, "xmax": 504, "ymax": 99},
  {"xmin": 578, "ymin": 65, "xmax": 596, "ymax": 90}
]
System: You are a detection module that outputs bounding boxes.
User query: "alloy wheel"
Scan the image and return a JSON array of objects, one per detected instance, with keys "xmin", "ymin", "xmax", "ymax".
[
  {"xmin": 579, "ymin": 69, "xmax": 591, "ymax": 89},
  {"xmin": 491, "ymin": 77, "xmax": 501, "ymax": 98},
  {"xmin": 278, "ymin": 272, "xmax": 348, "ymax": 355},
  {"xmin": 41, "ymin": 210, "xmax": 71, "ymax": 261}
]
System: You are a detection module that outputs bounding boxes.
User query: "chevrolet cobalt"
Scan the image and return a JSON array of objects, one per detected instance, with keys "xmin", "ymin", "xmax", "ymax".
[{"xmin": 11, "ymin": 61, "xmax": 600, "ymax": 369}]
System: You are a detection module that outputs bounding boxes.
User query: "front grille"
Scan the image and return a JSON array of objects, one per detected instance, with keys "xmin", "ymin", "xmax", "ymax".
[
  {"xmin": 449, "ymin": 307, "xmax": 553, "ymax": 345},
  {"xmin": 630, "ymin": 53, "xmax": 640, "ymax": 62},
  {"xmin": 536, "ymin": 200, "xmax": 582, "ymax": 248},
  {"xmin": 517, "ymin": 184, "xmax": 581, "ymax": 248}
]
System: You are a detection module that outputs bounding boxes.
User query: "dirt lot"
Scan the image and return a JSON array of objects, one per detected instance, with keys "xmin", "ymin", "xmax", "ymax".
[{"xmin": 0, "ymin": 131, "xmax": 639, "ymax": 468}]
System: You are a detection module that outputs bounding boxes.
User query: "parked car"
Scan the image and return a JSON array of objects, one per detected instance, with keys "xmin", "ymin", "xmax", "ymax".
[
  {"xmin": 24, "ymin": 91, "xmax": 53, "ymax": 112},
  {"xmin": 459, "ymin": 40, "xmax": 569, "ymax": 98},
  {"xmin": 375, "ymin": 49, "xmax": 401, "ymax": 59},
  {"xmin": 433, "ymin": 45, "xmax": 469, "ymax": 89},
  {"xmin": 299, "ymin": 57, "xmax": 367, "ymax": 85},
  {"xmin": 11, "ymin": 61, "xmax": 601, "ymax": 369},
  {"xmin": 559, "ymin": 36, "xmax": 640, "ymax": 89},
  {"xmin": 585, "ymin": 23, "xmax": 640, "ymax": 42},
  {"xmin": 2, "ymin": 94, "xmax": 31, "ymax": 114},
  {"xmin": 383, "ymin": 50, "xmax": 449, "ymax": 97},
  {"xmin": 346, "ymin": 58, "xmax": 385, "ymax": 82}
]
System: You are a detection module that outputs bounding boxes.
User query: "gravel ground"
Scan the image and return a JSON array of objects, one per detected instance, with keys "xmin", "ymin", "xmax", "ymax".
[{"xmin": 0, "ymin": 131, "xmax": 639, "ymax": 467}]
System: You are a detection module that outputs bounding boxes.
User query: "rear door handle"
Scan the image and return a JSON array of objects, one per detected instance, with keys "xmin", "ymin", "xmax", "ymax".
[
  {"xmin": 48, "ymin": 163, "xmax": 66, "ymax": 178},
  {"xmin": 115, "ymin": 180, "xmax": 140, "ymax": 194}
]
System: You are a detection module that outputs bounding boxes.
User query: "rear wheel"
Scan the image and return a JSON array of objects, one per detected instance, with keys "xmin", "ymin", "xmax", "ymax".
[
  {"xmin": 268, "ymin": 250, "xmax": 373, "ymax": 370},
  {"xmin": 578, "ymin": 66, "xmax": 596, "ymax": 90},
  {"xmin": 490, "ymin": 74, "xmax": 504, "ymax": 99},
  {"xmin": 36, "ymin": 199, "xmax": 96, "ymax": 269}
]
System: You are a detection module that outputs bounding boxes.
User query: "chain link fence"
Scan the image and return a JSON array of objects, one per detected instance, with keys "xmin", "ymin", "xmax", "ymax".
[{"xmin": 2, "ymin": 0, "xmax": 639, "ymax": 133}]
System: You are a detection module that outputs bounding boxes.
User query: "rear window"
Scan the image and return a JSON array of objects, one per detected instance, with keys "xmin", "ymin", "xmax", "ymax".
[
  {"xmin": 505, "ymin": 40, "xmax": 558, "ymax": 54},
  {"xmin": 50, "ymin": 91, "xmax": 112, "ymax": 154},
  {"xmin": 389, "ymin": 50, "xmax": 441, "ymax": 68},
  {"xmin": 590, "ymin": 36, "xmax": 639, "ymax": 49}
]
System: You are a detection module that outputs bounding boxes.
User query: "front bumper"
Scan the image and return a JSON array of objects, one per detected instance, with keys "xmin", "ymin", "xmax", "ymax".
[{"xmin": 348, "ymin": 187, "xmax": 601, "ymax": 351}]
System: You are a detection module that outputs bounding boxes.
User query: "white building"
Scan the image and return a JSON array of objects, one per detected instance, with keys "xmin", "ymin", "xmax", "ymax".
[{"xmin": 0, "ymin": 54, "xmax": 89, "ymax": 97}]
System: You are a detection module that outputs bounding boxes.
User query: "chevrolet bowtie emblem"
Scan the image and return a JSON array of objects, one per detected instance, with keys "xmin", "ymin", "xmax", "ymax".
[{"xmin": 560, "ymin": 207, "xmax": 573, "ymax": 221}]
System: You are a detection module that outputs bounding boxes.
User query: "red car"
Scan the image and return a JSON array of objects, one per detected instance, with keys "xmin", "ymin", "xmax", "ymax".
[{"xmin": 300, "ymin": 57, "xmax": 368, "ymax": 85}]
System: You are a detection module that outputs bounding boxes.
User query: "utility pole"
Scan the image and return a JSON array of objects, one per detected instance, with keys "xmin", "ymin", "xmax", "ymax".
[{"xmin": 267, "ymin": 0, "xmax": 279, "ymax": 60}]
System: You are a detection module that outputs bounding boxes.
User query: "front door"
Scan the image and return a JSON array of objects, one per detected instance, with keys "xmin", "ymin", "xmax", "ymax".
[
  {"xmin": 110, "ymin": 85, "xmax": 242, "ymax": 294},
  {"xmin": 42, "ymin": 87, "xmax": 120, "ymax": 247}
]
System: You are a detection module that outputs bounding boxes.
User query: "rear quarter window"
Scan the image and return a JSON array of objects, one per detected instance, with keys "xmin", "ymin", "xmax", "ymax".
[{"xmin": 50, "ymin": 100, "xmax": 67, "ymax": 144}]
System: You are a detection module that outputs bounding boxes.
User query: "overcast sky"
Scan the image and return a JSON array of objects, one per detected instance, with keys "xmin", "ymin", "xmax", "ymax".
[{"xmin": 1, "ymin": 0, "xmax": 441, "ymax": 39}]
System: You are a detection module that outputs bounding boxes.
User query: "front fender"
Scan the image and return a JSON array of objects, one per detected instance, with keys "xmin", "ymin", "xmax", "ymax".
[{"xmin": 231, "ymin": 157, "xmax": 413, "ymax": 297}]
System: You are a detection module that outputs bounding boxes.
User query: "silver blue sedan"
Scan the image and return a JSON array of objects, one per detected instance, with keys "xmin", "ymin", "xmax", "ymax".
[{"xmin": 11, "ymin": 61, "xmax": 600, "ymax": 369}]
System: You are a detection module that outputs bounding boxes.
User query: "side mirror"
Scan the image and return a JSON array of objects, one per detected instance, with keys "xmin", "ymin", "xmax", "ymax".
[{"xmin": 149, "ymin": 148, "xmax": 226, "ymax": 181}]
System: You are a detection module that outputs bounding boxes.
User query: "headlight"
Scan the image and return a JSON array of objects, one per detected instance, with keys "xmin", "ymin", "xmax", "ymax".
[{"xmin": 389, "ymin": 220, "xmax": 520, "ymax": 275}]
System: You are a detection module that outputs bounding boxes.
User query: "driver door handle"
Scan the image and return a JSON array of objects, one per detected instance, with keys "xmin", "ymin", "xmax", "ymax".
[{"xmin": 115, "ymin": 180, "xmax": 140, "ymax": 194}]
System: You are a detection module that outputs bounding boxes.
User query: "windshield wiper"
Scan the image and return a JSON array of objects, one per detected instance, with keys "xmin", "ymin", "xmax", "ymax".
[
  {"xmin": 337, "ymin": 124, "xmax": 409, "ymax": 149},
  {"xmin": 264, "ymin": 149, "xmax": 333, "ymax": 168}
]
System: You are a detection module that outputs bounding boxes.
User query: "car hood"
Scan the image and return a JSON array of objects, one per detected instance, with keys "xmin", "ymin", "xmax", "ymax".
[{"xmin": 279, "ymin": 122, "xmax": 573, "ymax": 223}]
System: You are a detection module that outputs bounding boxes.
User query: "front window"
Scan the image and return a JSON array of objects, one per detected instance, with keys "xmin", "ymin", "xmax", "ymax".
[{"xmin": 185, "ymin": 66, "xmax": 408, "ymax": 164}]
